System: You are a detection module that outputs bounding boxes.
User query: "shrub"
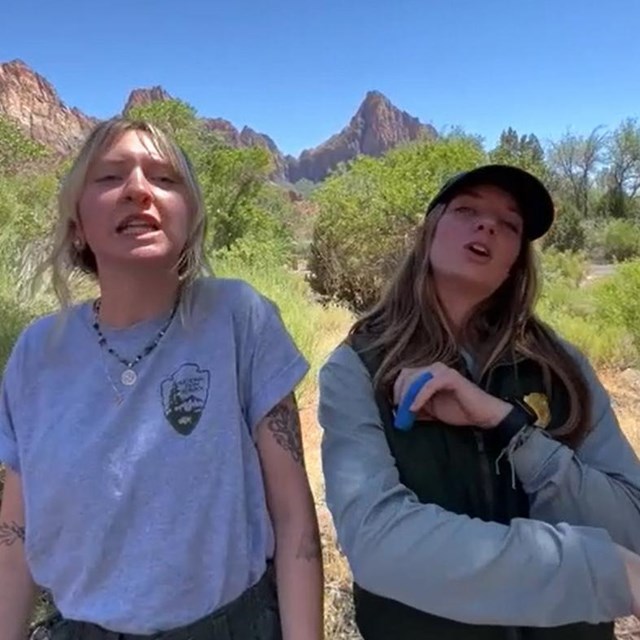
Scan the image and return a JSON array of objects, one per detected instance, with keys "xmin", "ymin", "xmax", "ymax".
[
  {"xmin": 539, "ymin": 248, "xmax": 587, "ymax": 288},
  {"xmin": 599, "ymin": 219, "xmax": 640, "ymax": 262},
  {"xmin": 543, "ymin": 204, "xmax": 586, "ymax": 253},
  {"xmin": 536, "ymin": 249, "xmax": 637, "ymax": 368},
  {"xmin": 593, "ymin": 261, "xmax": 640, "ymax": 353},
  {"xmin": 308, "ymin": 138, "xmax": 486, "ymax": 311}
]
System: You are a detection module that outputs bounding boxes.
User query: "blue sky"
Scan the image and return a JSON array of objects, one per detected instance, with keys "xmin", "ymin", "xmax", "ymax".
[{"xmin": 1, "ymin": 0, "xmax": 639, "ymax": 156}]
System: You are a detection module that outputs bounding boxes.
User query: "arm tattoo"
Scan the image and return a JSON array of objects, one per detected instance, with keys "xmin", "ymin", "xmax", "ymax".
[
  {"xmin": 296, "ymin": 529, "xmax": 322, "ymax": 562},
  {"xmin": 0, "ymin": 521, "xmax": 25, "ymax": 546},
  {"xmin": 266, "ymin": 395, "xmax": 304, "ymax": 466}
]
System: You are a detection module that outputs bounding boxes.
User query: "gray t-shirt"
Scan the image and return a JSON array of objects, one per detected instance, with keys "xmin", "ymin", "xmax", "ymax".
[{"xmin": 0, "ymin": 277, "xmax": 309, "ymax": 634}]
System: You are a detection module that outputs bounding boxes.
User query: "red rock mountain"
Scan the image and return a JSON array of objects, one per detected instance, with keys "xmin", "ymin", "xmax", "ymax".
[
  {"xmin": 287, "ymin": 91, "xmax": 437, "ymax": 183},
  {"xmin": 0, "ymin": 60, "xmax": 96, "ymax": 153},
  {"xmin": 201, "ymin": 119, "xmax": 288, "ymax": 179},
  {"xmin": 122, "ymin": 88, "xmax": 291, "ymax": 179},
  {"xmin": 123, "ymin": 86, "xmax": 172, "ymax": 113},
  {"xmin": 0, "ymin": 61, "xmax": 436, "ymax": 183}
]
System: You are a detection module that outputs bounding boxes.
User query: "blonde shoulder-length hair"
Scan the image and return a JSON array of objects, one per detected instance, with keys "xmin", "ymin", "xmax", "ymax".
[
  {"xmin": 37, "ymin": 117, "xmax": 211, "ymax": 310},
  {"xmin": 351, "ymin": 203, "xmax": 591, "ymax": 448}
]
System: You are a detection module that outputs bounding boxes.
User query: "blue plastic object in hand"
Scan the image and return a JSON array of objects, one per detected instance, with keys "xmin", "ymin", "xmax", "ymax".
[{"xmin": 393, "ymin": 371, "xmax": 434, "ymax": 431}]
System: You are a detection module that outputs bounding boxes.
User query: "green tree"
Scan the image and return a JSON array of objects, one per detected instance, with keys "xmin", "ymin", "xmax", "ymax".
[
  {"xmin": 199, "ymin": 144, "xmax": 277, "ymax": 251},
  {"xmin": 126, "ymin": 99, "xmax": 204, "ymax": 158},
  {"xmin": 127, "ymin": 98, "xmax": 291, "ymax": 259},
  {"xmin": 489, "ymin": 127, "xmax": 547, "ymax": 179},
  {"xmin": 601, "ymin": 118, "xmax": 640, "ymax": 218},
  {"xmin": 293, "ymin": 178, "xmax": 316, "ymax": 198},
  {"xmin": 548, "ymin": 128, "xmax": 607, "ymax": 218}
]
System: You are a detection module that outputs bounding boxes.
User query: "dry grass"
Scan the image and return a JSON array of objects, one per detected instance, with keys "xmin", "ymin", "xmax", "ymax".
[
  {"xmin": 597, "ymin": 372, "xmax": 640, "ymax": 640},
  {"xmin": 300, "ymin": 402, "xmax": 361, "ymax": 639},
  {"xmin": 296, "ymin": 302, "xmax": 362, "ymax": 639},
  {"xmin": 599, "ymin": 369, "xmax": 640, "ymax": 451},
  {"xmin": 300, "ymin": 369, "xmax": 640, "ymax": 640}
]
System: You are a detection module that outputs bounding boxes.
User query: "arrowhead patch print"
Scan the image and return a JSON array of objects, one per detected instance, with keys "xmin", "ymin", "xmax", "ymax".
[{"xmin": 161, "ymin": 363, "xmax": 210, "ymax": 435}]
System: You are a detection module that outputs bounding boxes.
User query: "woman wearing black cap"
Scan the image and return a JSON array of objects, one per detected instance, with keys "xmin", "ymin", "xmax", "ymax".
[{"xmin": 318, "ymin": 164, "xmax": 640, "ymax": 639}]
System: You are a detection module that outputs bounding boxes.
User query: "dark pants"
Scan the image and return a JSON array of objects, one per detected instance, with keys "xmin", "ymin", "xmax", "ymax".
[{"xmin": 31, "ymin": 567, "xmax": 281, "ymax": 640}]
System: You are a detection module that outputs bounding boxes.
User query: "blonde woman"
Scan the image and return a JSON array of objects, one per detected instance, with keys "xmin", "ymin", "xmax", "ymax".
[
  {"xmin": 318, "ymin": 165, "xmax": 640, "ymax": 639},
  {"xmin": 0, "ymin": 118, "xmax": 323, "ymax": 640}
]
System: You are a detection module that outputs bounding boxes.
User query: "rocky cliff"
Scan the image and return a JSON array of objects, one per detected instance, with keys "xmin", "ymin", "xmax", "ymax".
[
  {"xmin": 123, "ymin": 86, "xmax": 172, "ymax": 113},
  {"xmin": 286, "ymin": 90, "xmax": 437, "ymax": 183},
  {"xmin": 0, "ymin": 60, "xmax": 96, "ymax": 153}
]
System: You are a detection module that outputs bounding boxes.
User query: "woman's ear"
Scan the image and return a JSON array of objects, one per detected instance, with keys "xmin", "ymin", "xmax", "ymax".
[{"xmin": 70, "ymin": 219, "xmax": 86, "ymax": 249}]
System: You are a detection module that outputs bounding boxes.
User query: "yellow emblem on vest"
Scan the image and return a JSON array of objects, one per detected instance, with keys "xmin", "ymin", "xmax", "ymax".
[{"xmin": 524, "ymin": 392, "xmax": 551, "ymax": 428}]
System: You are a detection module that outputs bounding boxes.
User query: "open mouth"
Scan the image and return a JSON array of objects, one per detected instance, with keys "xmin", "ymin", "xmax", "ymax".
[
  {"xmin": 464, "ymin": 242, "xmax": 492, "ymax": 259},
  {"xmin": 116, "ymin": 215, "xmax": 160, "ymax": 235}
]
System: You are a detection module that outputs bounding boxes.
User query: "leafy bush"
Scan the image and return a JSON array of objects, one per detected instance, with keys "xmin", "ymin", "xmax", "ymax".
[
  {"xmin": 213, "ymin": 230, "xmax": 291, "ymax": 271},
  {"xmin": 539, "ymin": 311, "xmax": 635, "ymax": 369},
  {"xmin": 598, "ymin": 219, "xmax": 640, "ymax": 261},
  {"xmin": 593, "ymin": 261, "xmax": 640, "ymax": 352},
  {"xmin": 308, "ymin": 137, "xmax": 486, "ymax": 311},
  {"xmin": 293, "ymin": 178, "xmax": 317, "ymax": 198},
  {"xmin": 0, "ymin": 281, "xmax": 37, "ymax": 370},
  {"xmin": 543, "ymin": 204, "xmax": 586, "ymax": 253},
  {"xmin": 0, "ymin": 172, "xmax": 58, "ymax": 294},
  {"xmin": 539, "ymin": 248, "xmax": 587, "ymax": 288},
  {"xmin": 535, "ymin": 249, "xmax": 637, "ymax": 368}
]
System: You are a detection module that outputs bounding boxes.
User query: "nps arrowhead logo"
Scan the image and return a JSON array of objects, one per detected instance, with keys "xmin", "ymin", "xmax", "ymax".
[{"xmin": 161, "ymin": 363, "xmax": 210, "ymax": 436}]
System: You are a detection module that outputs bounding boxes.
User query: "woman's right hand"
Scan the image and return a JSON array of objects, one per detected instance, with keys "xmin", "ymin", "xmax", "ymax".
[
  {"xmin": 617, "ymin": 544, "xmax": 640, "ymax": 616},
  {"xmin": 393, "ymin": 364, "xmax": 512, "ymax": 429}
]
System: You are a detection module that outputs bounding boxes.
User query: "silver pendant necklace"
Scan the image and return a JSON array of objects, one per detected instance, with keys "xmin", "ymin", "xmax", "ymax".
[
  {"xmin": 120, "ymin": 368, "xmax": 137, "ymax": 386},
  {"xmin": 92, "ymin": 299, "xmax": 179, "ymax": 387}
]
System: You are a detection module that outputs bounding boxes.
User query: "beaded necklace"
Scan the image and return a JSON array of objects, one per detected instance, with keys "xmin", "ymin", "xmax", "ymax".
[{"xmin": 92, "ymin": 299, "xmax": 179, "ymax": 386}]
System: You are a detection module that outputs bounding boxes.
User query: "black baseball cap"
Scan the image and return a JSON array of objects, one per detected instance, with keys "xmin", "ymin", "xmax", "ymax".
[{"xmin": 426, "ymin": 164, "xmax": 554, "ymax": 240}]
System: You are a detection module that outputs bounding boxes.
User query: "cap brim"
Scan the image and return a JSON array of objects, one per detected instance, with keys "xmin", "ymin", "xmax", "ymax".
[{"xmin": 428, "ymin": 165, "xmax": 554, "ymax": 240}]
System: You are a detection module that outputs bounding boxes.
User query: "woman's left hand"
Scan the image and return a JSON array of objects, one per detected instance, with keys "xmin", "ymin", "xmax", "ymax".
[{"xmin": 394, "ymin": 363, "xmax": 512, "ymax": 429}]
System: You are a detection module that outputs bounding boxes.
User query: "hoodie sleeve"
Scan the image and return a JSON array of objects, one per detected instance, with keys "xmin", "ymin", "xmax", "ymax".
[{"xmin": 512, "ymin": 343, "xmax": 640, "ymax": 553}]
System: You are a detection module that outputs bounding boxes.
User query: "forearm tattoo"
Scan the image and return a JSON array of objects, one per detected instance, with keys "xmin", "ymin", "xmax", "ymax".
[
  {"xmin": 0, "ymin": 521, "xmax": 25, "ymax": 546},
  {"xmin": 296, "ymin": 529, "xmax": 322, "ymax": 562},
  {"xmin": 266, "ymin": 395, "xmax": 305, "ymax": 466}
]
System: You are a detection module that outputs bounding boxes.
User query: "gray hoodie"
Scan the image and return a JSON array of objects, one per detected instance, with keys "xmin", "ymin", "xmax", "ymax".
[{"xmin": 318, "ymin": 342, "xmax": 640, "ymax": 627}]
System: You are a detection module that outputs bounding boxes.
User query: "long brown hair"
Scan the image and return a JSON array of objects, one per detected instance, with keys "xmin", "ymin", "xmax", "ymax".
[{"xmin": 351, "ymin": 203, "xmax": 591, "ymax": 447}]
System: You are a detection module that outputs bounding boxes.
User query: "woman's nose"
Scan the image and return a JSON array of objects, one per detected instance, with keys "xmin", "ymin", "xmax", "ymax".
[
  {"xmin": 123, "ymin": 170, "xmax": 153, "ymax": 206},
  {"xmin": 475, "ymin": 216, "xmax": 496, "ymax": 235}
]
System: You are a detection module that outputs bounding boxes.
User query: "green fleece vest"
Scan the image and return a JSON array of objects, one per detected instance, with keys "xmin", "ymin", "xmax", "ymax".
[{"xmin": 349, "ymin": 332, "xmax": 614, "ymax": 640}]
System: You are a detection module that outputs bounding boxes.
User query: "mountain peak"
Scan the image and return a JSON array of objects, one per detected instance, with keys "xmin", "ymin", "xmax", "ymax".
[
  {"xmin": 3, "ymin": 59, "xmax": 30, "ymax": 71},
  {"xmin": 123, "ymin": 86, "xmax": 173, "ymax": 114},
  {"xmin": 287, "ymin": 91, "xmax": 437, "ymax": 182},
  {"xmin": 361, "ymin": 89, "xmax": 390, "ymax": 104}
]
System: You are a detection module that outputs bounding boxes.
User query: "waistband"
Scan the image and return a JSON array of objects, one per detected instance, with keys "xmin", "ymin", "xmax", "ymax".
[{"xmin": 31, "ymin": 564, "xmax": 280, "ymax": 640}]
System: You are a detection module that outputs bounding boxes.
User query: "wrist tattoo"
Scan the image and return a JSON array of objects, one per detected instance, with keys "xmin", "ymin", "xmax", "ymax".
[
  {"xmin": 0, "ymin": 520, "xmax": 25, "ymax": 546},
  {"xmin": 295, "ymin": 529, "xmax": 322, "ymax": 561},
  {"xmin": 266, "ymin": 395, "xmax": 305, "ymax": 467}
]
